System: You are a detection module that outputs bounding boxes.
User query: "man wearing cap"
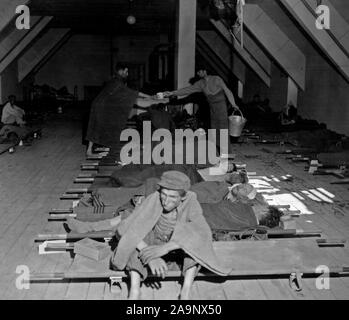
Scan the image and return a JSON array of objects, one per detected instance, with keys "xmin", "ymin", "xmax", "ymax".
[{"xmin": 111, "ymin": 170, "xmax": 231, "ymax": 300}]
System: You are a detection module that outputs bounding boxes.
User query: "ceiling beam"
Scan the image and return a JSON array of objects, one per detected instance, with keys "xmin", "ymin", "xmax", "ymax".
[
  {"xmin": 0, "ymin": 0, "xmax": 30, "ymax": 33},
  {"xmin": 280, "ymin": 0, "xmax": 349, "ymax": 82},
  {"xmin": 197, "ymin": 30, "xmax": 246, "ymax": 84},
  {"xmin": 0, "ymin": 16, "xmax": 41, "ymax": 63},
  {"xmin": 18, "ymin": 27, "xmax": 70, "ymax": 82},
  {"xmin": 243, "ymin": 4, "xmax": 306, "ymax": 90},
  {"xmin": 0, "ymin": 16, "xmax": 52, "ymax": 74},
  {"xmin": 210, "ymin": 19, "xmax": 271, "ymax": 87}
]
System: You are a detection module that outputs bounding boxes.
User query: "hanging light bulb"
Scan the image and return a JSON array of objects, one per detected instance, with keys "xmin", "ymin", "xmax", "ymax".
[
  {"xmin": 127, "ymin": 0, "xmax": 136, "ymax": 24},
  {"xmin": 127, "ymin": 15, "xmax": 136, "ymax": 24}
]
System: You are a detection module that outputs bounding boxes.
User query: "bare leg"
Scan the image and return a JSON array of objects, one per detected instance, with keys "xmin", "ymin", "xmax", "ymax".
[
  {"xmin": 179, "ymin": 266, "xmax": 197, "ymax": 300},
  {"xmin": 86, "ymin": 141, "xmax": 93, "ymax": 156},
  {"xmin": 129, "ymin": 271, "xmax": 142, "ymax": 300},
  {"xmin": 67, "ymin": 216, "xmax": 121, "ymax": 233},
  {"xmin": 109, "ymin": 215, "xmax": 122, "ymax": 227}
]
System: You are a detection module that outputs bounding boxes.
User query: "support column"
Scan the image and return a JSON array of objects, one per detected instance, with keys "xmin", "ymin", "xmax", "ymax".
[
  {"xmin": 174, "ymin": 0, "xmax": 197, "ymax": 89},
  {"xmin": 287, "ymin": 77, "xmax": 298, "ymax": 107}
]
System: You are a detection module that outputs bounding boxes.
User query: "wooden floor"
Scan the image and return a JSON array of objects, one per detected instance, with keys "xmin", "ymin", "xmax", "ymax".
[{"xmin": 0, "ymin": 117, "xmax": 349, "ymax": 300}]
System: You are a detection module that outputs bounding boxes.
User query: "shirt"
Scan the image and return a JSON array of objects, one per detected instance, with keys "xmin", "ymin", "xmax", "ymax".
[
  {"xmin": 153, "ymin": 209, "xmax": 178, "ymax": 242},
  {"xmin": 172, "ymin": 76, "xmax": 237, "ymax": 107},
  {"xmin": 1, "ymin": 102, "xmax": 25, "ymax": 125}
]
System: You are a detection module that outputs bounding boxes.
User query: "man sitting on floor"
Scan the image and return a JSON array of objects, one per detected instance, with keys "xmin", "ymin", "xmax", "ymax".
[
  {"xmin": 0, "ymin": 95, "xmax": 29, "ymax": 142},
  {"xmin": 1, "ymin": 95, "xmax": 26, "ymax": 125}
]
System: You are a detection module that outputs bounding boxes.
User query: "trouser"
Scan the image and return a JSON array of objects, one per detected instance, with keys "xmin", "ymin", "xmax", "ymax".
[{"xmin": 125, "ymin": 229, "xmax": 199, "ymax": 280}]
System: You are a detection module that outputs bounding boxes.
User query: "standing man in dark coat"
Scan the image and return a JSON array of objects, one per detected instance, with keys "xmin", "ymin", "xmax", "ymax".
[{"xmin": 86, "ymin": 63, "xmax": 166, "ymax": 157}]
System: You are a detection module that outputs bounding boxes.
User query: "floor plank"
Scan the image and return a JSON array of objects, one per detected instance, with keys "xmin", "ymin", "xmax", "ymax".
[{"xmin": 195, "ymin": 279, "xmax": 227, "ymax": 300}]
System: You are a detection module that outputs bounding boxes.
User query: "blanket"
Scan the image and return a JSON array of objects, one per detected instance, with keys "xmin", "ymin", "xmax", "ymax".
[
  {"xmin": 111, "ymin": 191, "xmax": 232, "ymax": 275},
  {"xmin": 0, "ymin": 124, "xmax": 30, "ymax": 141},
  {"xmin": 86, "ymin": 76, "xmax": 138, "ymax": 149},
  {"xmin": 191, "ymin": 181, "xmax": 229, "ymax": 203},
  {"xmin": 317, "ymin": 151, "xmax": 349, "ymax": 166},
  {"xmin": 110, "ymin": 164, "xmax": 203, "ymax": 188},
  {"xmin": 202, "ymin": 201, "xmax": 258, "ymax": 231}
]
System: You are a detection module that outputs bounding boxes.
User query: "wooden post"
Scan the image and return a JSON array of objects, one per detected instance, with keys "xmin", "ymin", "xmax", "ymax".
[
  {"xmin": 287, "ymin": 77, "xmax": 298, "ymax": 107},
  {"xmin": 174, "ymin": 0, "xmax": 197, "ymax": 90}
]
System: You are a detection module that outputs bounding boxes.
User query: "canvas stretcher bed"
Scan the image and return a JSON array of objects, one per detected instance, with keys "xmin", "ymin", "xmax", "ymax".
[
  {"xmin": 30, "ymin": 239, "xmax": 349, "ymax": 294},
  {"xmin": 35, "ymin": 228, "xmax": 323, "ymax": 243}
]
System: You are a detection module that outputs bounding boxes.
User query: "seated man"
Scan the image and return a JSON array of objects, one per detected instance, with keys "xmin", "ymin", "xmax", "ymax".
[
  {"xmin": 1, "ymin": 95, "xmax": 26, "ymax": 125},
  {"xmin": 111, "ymin": 171, "xmax": 230, "ymax": 299},
  {"xmin": 0, "ymin": 95, "xmax": 28, "ymax": 142},
  {"xmin": 279, "ymin": 103, "xmax": 297, "ymax": 126},
  {"xmin": 69, "ymin": 171, "xmax": 230, "ymax": 299}
]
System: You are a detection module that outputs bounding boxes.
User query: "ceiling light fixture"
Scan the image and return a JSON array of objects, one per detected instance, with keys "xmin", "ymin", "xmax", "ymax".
[
  {"xmin": 127, "ymin": 15, "xmax": 136, "ymax": 24},
  {"xmin": 127, "ymin": 0, "xmax": 136, "ymax": 24}
]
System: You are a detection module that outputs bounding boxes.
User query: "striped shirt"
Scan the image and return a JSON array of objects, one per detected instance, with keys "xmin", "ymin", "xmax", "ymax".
[{"xmin": 153, "ymin": 210, "xmax": 178, "ymax": 242}]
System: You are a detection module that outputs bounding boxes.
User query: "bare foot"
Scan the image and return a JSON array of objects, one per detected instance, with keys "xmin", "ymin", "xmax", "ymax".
[
  {"xmin": 179, "ymin": 287, "xmax": 190, "ymax": 300},
  {"xmin": 66, "ymin": 218, "xmax": 92, "ymax": 233}
]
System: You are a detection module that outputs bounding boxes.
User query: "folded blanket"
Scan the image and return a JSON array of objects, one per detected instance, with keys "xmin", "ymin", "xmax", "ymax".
[{"xmin": 112, "ymin": 191, "xmax": 232, "ymax": 275}]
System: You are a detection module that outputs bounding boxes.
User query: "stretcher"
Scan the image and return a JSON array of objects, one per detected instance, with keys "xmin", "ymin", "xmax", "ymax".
[
  {"xmin": 29, "ymin": 239, "xmax": 349, "ymax": 294},
  {"xmin": 35, "ymin": 227, "xmax": 323, "ymax": 243},
  {"xmin": 276, "ymin": 148, "xmax": 317, "ymax": 155},
  {"xmin": 331, "ymin": 178, "xmax": 349, "ymax": 185}
]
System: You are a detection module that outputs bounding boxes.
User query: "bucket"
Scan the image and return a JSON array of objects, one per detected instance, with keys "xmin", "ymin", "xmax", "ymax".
[{"xmin": 229, "ymin": 109, "xmax": 246, "ymax": 137}]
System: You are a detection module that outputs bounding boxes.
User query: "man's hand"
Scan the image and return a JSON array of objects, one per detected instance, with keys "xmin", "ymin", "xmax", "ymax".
[
  {"xmin": 140, "ymin": 244, "xmax": 170, "ymax": 265},
  {"xmin": 147, "ymin": 257, "xmax": 168, "ymax": 279},
  {"xmin": 163, "ymin": 91, "xmax": 173, "ymax": 98}
]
